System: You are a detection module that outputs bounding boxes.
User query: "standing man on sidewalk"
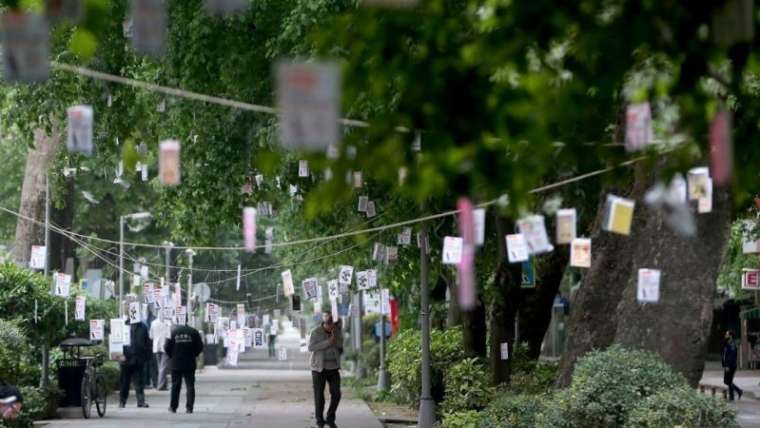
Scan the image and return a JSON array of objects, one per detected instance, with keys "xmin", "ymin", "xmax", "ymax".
[
  {"xmin": 119, "ymin": 318, "xmax": 151, "ymax": 408},
  {"xmin": 165, "ymin": 319, "xmax": 204, "ymax": 414},
  {"xmin": 309, "ymin": 313, "xmax": 342, "ymax": 428},
  {"xmin": 723, "ymin": 330, "xmax": 743, "ymax": 401},
  {"xmin": 150, "ymin": 311, "xmax": 172, "ymax": 391}
]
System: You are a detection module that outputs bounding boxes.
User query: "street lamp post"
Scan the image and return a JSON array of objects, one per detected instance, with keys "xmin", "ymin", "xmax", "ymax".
[
  {"xmin": 118, "ymin": 212, "xmax": 151, "ymax": 317},
  {"xmin": 185, "ymin": 248, "xmax": 196, "ymax": 325},
  {"xmin": 418, "ymin": 224, "xmax": 435, "ymax": 428}
]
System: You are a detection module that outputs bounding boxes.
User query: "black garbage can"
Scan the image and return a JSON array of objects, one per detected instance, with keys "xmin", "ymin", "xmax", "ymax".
[{"xmin": 57, "ymin": 359, "xmax": 86, "ymax": 407}]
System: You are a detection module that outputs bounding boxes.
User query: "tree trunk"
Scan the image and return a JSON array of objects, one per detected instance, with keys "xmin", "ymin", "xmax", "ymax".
[
  {"xmin": 48, "ymin": 176, "xmax": 76, "ymax": 274},
  {"xmin": 462, "ymin": 294, "xmax": 487, "ymax": 358},
  {"xmin": 558, "ymin": 164, "xmax": 732, "ymax": 387},
  {"xmin": 12, "ymin": 128, "xmax": 61, "ymax": 265},
  {"xmin": 519, "ymin": 246, "xmax": 569, "ymax": 360},
  {"xmin": 446, "ymin": 275, "xmax": 461, "ymax": 328}
]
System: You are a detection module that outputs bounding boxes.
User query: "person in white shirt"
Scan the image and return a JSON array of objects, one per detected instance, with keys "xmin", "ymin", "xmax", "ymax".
[{"xmin": 150, "ymin": 313, "xmax": 172, "ymax": 391}]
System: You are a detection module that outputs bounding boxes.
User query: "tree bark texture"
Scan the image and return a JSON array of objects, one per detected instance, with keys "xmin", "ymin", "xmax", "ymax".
[
  {"xmin": 12, "ymin": 128, "xmax": 61, "ymax": 265},
  {"xmin": 558, "ymin": 164, "xmax": 732, "ymax": 387}
]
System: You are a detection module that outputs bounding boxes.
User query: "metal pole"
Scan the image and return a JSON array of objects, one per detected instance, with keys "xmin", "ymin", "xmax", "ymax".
[
  {"xmin": 119, "ymin": 215, "xmax": 125, "ymax": 317},
  {"xmin": 187, "ymin": 249, "xmax": 194, "ymax": 325},
  {"xmin": 40, "ymin": 174, "xmax": 50, "ymax": 388},
  {"xmin": 418, "ymin": 224, "xmax": 435, "ymax": 428},
  {"xmin": 377, "ymin": 308, "xmax": 390, "ymax": 391},
  {"xmin": 165, "ymin": 244, "xmax": 171, "ymax": 284}
]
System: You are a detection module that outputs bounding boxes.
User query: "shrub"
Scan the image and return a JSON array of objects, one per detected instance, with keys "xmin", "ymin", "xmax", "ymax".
[
  {"xmin": 439, "ymin": 410, "xmax": 483, "ymax": 428},
  {"xmin": 479, "ymin": 393, "xmax": 563, "ymax": 428},
  {"xmin": 509, "ymin": 361, "xmax": 559, "ymax": 395},
  {"xmin": 560, "ymin": 345, "xmax": 690, "ymax": 428},
  {"xmin": 387, "ymin": 327, "xmax": 464, "ymax": 405},
  {"xmin": 99, "ymin": 361, "xmax": 122, "ymax": 392},
  {"xmin": 440, "ymin": 358, "xmax": 491, "ymax": 415},
  {"xmin": 359, "ymin": 338, "xmax": 380, "ymax": 374},
  {"xmin": 624, "ymin": 387, "xmax": 739, "ymax": 428}
]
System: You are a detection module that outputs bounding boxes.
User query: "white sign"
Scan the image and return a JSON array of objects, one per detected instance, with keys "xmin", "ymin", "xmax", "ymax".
[
  {"xmin": 356, "ymin": 270, "xmax": 371, "ymax": 291},
  {"xmin": 368, "ymin": 269, "xmax": 378, "ymax": 289},
  {"xmin": 281, "ymin": 270, "xmax": 295, "ymax": 296},
  {"xmin": 366, "ymin": 201, "xmax": 377, "ymax": 218},
  {"xmin": 358, "ymin": 196, "xmax": 368, "ymax": 212},
  {"xmin": 89, "ymin": 319, "xmax": 104, "ymax": 341},
  {"xmin": 442, "ymin": 236, "xmax": 463, "ymax": 264},
  {"xmin": 570, "ymin": 238, "xmax": 592, "ymax": 268},
  {"xmin": 556, "ymin": 209, "xmax": 577, "ymax": 244},
  {"xmin": 159, "ymin": 139, "xmax": 181, "ymax": 186},
  {"xmin": 66, "ymin": 105, "xmax": 93, "ymax": 155},
  {"xmin": 398, "ymin": 227, "xmax": 412, "ymax": 246},
  {"xmin": 276, "ymin": 61, "xmax": 341, "ymax": 151},
  {"xmin": 474, "ymin": 208, "xmax": 486, "ymax": 246},
  {"xmin": 506, "ymin": 234, "xmax": 529, "ymax": 263},
  {"xmin": 128, "ymin": 301, "xmax": 141, "ymax": 324},
  {"xmin": 54, "ymin": 273, "xmax": 71, "ymax": 297},
  {"xmin": 338, "ymin": 265, "xmax": 354, "ymax": 286},
  {"xmin": 742, "ymin": 220, "xmax": 760, "ymax": 254},
  {"xmin": 303, "ymin": 278, "xmax": 319, "ymax": 300},
  {"xmin": 110, "ymin": 318, "xmax": 124, "ymax": 342},
  {"xmin": 252, "ymin": 328, "xmax": 266, "ymax": 349},
  {"xmin": 637, "ymin": 269, "xmax": 661, "ymax": 303},
  {"xmin": 75, "ymin": 296, "xmax": 86, "ymax": 321},
  {"xmin": 517, "ymin": 215, "xmax": 554, "ymax": 254},
  {"xmin": 328, "ymin": 280, "xmax": 340, "ymax": 299},
  {"xmin": 500, "ymin": 342, "xmax": 509, "ymax": 360},
  {"xmin": 381, "ymin": 288, "xmax": 391, "ymax": 315},
  {"xmin": 625, "ymin": 102, "xmax": 653, "ymax": 152},
  {"xmin": 298, "ymin": 160, "xmax": 309, "ymax": 177},
  {"xmin": 278, "ymin": 347, "xmax": 287, "ymax": 361},
  {"xmin": 29, "ymin": 245, "xmax": 46, "ymax": 270}
]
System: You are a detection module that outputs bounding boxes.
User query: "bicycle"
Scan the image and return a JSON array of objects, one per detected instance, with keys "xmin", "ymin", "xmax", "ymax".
[{"xmin": 58, "ymin": 337, "xmax": 108, "ymax": 419}]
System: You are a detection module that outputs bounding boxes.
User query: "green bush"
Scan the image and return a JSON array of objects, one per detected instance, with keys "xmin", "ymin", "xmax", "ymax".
[
  {"xmin": 440, "ymin": 358, "xmax": 491, "ymax": 415},
  {"xmin": 624, "ymin": 387, "xmax": 739, "ymax": 428},
  {"xmin": 99, "ymin": 361, "xmax": 122, "ymax": 392},
  {"xmin": 479, "ymin": 393, "xmax": 563, "ymax": 428},
  {"xmin": 359, "ymin": 338, "xmax": 380, "ymax": 374},
  {"xmin": 0, "ymin": 320, "xmax": 31, "ymax": 385},
  {"xmin": 508, "ymin": 361, "xmax": 559, "ymax": 395},
  {"xmin": 559, "ymin": 345, "xmax": 690, "ymax": 428},
  {"xmin": 387, "ymin": 327, "xmax": 464, "ymax": 405},
  {"xmin": 439, "ymin": 410, "xmax": 483, "ymax": 428}
]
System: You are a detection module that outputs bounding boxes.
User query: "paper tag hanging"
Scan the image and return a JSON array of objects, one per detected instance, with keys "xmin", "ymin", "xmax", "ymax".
[
  {"xmin": 687, "ymin": 167, "xmax": 710, "ymax": 200},
  {"xmin": 506, "ymin": 234, "xmax": 530, "ymax": 263},
  {"xmin": 265, "ymin": 227, "xmax": 274, "ymax": 254},
  {"xmin": 302, "ymin": 278, "xmax": 319, "ymax": 300},
  {"xmin": 358, "ymin": 196, "xmax": 369, "ymax": 212},
  {"xmin": 555, "ymin": 209, "xmax": 577, "ymax": 244},
  {"xmin": 1, "ymin": 12, "xmax": 50, "ymax": 82},
  {"xmin": 298, "ymin": 160, "xmax": 309, "ymax": 177},
  {"xmin": 159, "ymin": 139, "xmax": 181, "ymax": 186},
  {"xmin": 473, "ymin": 208, "xmax": 486, "ymax": 246},
  {"xmin": 386, "ymin": 246, "xmax": 399, "ymax": 265},
  {"xmin": 412, "ymin": 131, "xmax": 422, "ymax": 151},
  {"xmin": 366, "ymin": 201, "xmax": 377, "ymax": 218},
  {"xmin": 517, "ymin": 215, "xmax": 554, "ymax": 254},
  {"xmin": 500, "ymin": 342, "xmax": 509, "ymax": 360},
  {"xmin": 281, "ymin": 270, "xmax": 295, "ymax": 296},
  {"xmin": 710, "ymin": 109, "xmax": 733, "ymax": 186},
  {"xmin": 442, "ymin": 236, "xmax": 464, "ymax": 265},
  {"xmin": 380, "ymin": 288, "xmax": 391, "ymax": 315},
  {"xmin": 741, "ymin": 220, "xmax": 759, "ymax": 254},
  {"xmin": 356, "ymin": 270, "xmax": 370, "ymax": 291},
  {"xmin": 131, "ymin": 0, "xmax": 166, "ymax": 56},
  {"xmin": 243, "ymin": 207, "xmax": 257, "ymax": 252},
  {"xmin": 75, "ymin": 296, "xmax": 86, "ymax": 321},
  {"xmin": 54, "ymin": 272, "xmax": 71, "ymax": 297},
  {"xmin": 637, "ymin": 268, "xmax": 661, "ymax": 303},
  {"xmin": 697, "ymin": 178, "xmax": 713, "ymax": 214},
  {"xmin": 338, "ymin": 266, "xmax": 354, "ymax": 286},
  {"xmin": 457, "ymin": 197, "xmax": 476, "ymax": 310},
  {"xmin": 277, "ymin": 346, "xmax": 287, "ymax": 361},
  {"xmin": 398, "ymin": 227, "xmax": 412, "ymax": 246},
  {"xmin": 368, "ymin": 269, "xmax": 378, "ymax": 288},
  {"xmin": 625, "ymin": 102, "xmax": 654, "ymax": 152},
  {"xmin": 602, "ymin": 195, "xmax": 635, "ymax": 236},
  {"xmin": 66, "ymin": 105, "xmax": 94, "ymax": 155},
  {"xmin": 89, "ymin": 319, "xmax": 104, "ymax": 341},
  {"xmin": 128, "ymin": 301, "xmax": 141, "ymax": 324},
  {"xmin": 372, "ymin": 243, "xmax": 386, "ymax": 263},
  {"xmin": 328, "ymin": 280, "xmax": 340, "ymax": 300},
  {"xmin": 570, "ymin": 238, "xmax": 592, "ymax": 268},
  {"xmin": 29, "ymin": 245, "xmax": 46, "ymax": 270},
  {"xmin": 353, "ymin": 171, "xmax": 363, "ymax": 188},
  {"xmin": 276, "ymin": 61, "xmax": 340, "ymax": 151}
]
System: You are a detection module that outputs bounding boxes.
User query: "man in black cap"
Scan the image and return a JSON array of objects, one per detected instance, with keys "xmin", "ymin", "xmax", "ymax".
[
  {"xmin": 119, "ymin": 318, "xmax": 152, "ymax": 408},
  {"xmin": 165, "ymin": 320, "xmax": 204, "ymax": 414},
  {"xmin": 0, "ymin": 383, "xmax": 22, "ymax": 420}
]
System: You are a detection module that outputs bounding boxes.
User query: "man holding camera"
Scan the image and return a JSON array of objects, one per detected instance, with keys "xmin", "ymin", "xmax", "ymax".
[{"xmin": 309, "ymin": 313, "xmax": 343, "ymax": 428}]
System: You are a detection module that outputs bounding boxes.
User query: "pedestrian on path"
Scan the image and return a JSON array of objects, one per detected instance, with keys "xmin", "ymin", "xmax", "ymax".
[
  {"xmin": 165, "ymin": 320, "xmax": 204, "ymax": 414},
  {"xmin": 119, "ymin": 318, "xmax": 151, "ymax": 408},
  {"xmin": 150, "ymin": 312, "xmax": 172, "ymax": 391},
  {"xmin": 723, "ymin": 330, "xmax": 743, "ymax": 401},
  {"xmin": 309, "ymin": 313, "xmax": 343, "ymax": 428},
  {"xmin": 267, "ymin": 321, "xmax": 278, "ymax": 359}
]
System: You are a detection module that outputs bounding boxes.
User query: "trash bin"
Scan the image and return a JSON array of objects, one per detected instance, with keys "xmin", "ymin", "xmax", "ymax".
[
  {"xmin": 58, "ymin": 358, "xmax": 86, "ymax": 407},
  {"xmin": 204, "ymin": 344, "xmax": 218, "ymax": 366}
]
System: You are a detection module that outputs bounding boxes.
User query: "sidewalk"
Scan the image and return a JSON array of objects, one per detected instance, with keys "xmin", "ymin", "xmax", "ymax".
[{"xmin": 701, "ymin": 361, "xmax": 760, "ymax": 428}]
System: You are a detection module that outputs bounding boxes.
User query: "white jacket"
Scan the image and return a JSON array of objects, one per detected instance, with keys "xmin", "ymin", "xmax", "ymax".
[{"xmin": 150, "ymin": 319, "xmax": 171, "ymax": 354}]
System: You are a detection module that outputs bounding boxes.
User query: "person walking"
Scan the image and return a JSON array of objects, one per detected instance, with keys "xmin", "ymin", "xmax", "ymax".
[
  {"xmin": 722, "ymin": 330, "xmax": 743, "ymax": 401},
  {"xmin": 309, "ymin": 313, "xmax": 342, "ymax": 428},
  {"xmin": 164, "ymin": 320, "xmax": 204, "ymax": 414},
  {"xmin": 119, "ymin": 318, "xmax": 151, "ymax": 408},
  {"xmin": 150, "ymin": 312, "xmax": 172, "ymax": 391},
  {"xmin": 267, "ymin": 320, "xmax": 278, "ymax": 359}
]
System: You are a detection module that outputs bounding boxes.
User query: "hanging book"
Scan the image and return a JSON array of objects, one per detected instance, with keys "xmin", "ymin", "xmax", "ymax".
[
  {"xmin": 75, "ymin": 296, "xmax": 86, "ymax": 321},
  {"xmin": 1, "ymin": 12, "xmax": 50, "ymax": 82},
  {"xmin": 555, "ymin": 208, "xmax": 577, "ymax": 244},
  {"xmin": 398, "ymin": 227, "xmax": 412, "ymax": 246},
  {"xmin": 159, "ymin": 139, "xmax": 181, "ymax": 186},
  {"xmin": 366, "ymin": 201, "xmax": 377, "ymax": 218},
  {"xmin": 506, "ymin": 234, "xmax": 530, "ymax": 263},
  {"xmin": 290, "ymin": 295, "xmax": 301, "ymax": 311},
  {"xmin": 29, "ymin": 245, "xmax": 46, "ymax": 270},
  {"xmin": 353, "ymin": 171, "xmax": 363, "ymax": 188},
  {"xmin": 386, "ymin": 246, "xmax": 398, "ymax": 265},
  {"xmin": 516, "ymin": 215, "xmax": 554, "ymax": 254},
  {"xmin": 442, "ymin": 236, "xmax": 463, "ymax": 265},
  {"xmin": 570, "ymin": 238, "xmax": 592, "ymax": 268},
  {"xmin": 327, "ymin": 280, "xmax": 339, "ymax": 300},
  {"xmin": 356, "ymin": 270, "xmax": 371, "ymax": 291},
  {"xmin": 742, "ymin": 220, "xmax": 760, "ymax": 254},
  {"xmin": 89, "ymin": 319, "xmax": 104, "ymax": 341},
  {"xmin": 338, "ymin": 265, "xmax": 354, "ymax": 286},
  {"xmin": 243, "ymin": 207, "xmax": 256, "ymax": 252},
  {"xmin": 602, "ymin": 195, "xmax": 635, "ymax": 236},
  {"xmin": 54, "ymin": 272, "xmax": 71, "ymax": 297},
  {"xmin": 625, "ymin": 102, "xmax": 653, "ymax": 152},
  {"xmin": 302, "ymin": 278, "xmax": 319, "ymax": 300},
  {"xmin": 372, "ymin": 243, "xmax": 385, "ymax": 263},
  {"xmin": 697, "ymin": 178, "xmax": 713, "ymax": 214},
  {"xmin": 128, "ymin": 301, "xmax": 141, "ymax": 324},
  {"xmin": 368, "ymin": 269, "xmax": 378, "ymax": 289},
  {"xmin": 474, "ymin": 208, "xmax": 486, "ymax": 246},
  {"xmin": 637, "ymin": 268, "xmax": 661, "ymax": 303},
  {"xmin": 298, "ymin": 160, "xmax": 309, "ymax": 177},
  {"xmin": 358, "ymin": 196, "xmax": 369, "ymax": 212},
  {"xmin": 276, "ymin": 61, "xmax": 340, "ymax": 151},
  {"xmin": 66, "ymin": 105, "xmax": 94, "ymax": 155},
  {"xmin": 687, "ymin": 167, "xmax": 710, "ymax": 201}
]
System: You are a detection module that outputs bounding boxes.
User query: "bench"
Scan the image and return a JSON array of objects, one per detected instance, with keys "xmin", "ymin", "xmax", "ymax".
[{"xmin": 698, "ymin": 383, "xmax": 728, "ymax": 399}]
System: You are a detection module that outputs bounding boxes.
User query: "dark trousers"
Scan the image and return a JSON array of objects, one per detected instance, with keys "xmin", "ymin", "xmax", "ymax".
[
  {"xmin": 119, "ymin": 363, "xmax": 146, "ymax": 405},
  {"xmin": 268, "ymin": 335, "xmax": 277, "ymax": 358},
  {"xmin": 312, "ymin": 369, "xmax": 341, "ymax": 425},
  {"xmin": 724, "ymin": 366, "xmax": 743, "ymax": 400},
  {"xmin": 147, "ymin": 352, "xmax": 158, "ymax": 388},
  {"xmin": 170, "ymin": 370, "xmax": 196, "ymax": 411}
]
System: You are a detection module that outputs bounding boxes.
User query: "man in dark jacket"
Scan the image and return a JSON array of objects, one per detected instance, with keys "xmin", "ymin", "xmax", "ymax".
[
  {"xmin": 722, "ymin": 330, "xmax": 743, "ymax": 401},
  {"xmin": 119, "ymin": 319, "xmax": 151, "ymax": 408},
  {"xmin": 165, "ymin": 321, "xmax": 204, "ymax": 413}
]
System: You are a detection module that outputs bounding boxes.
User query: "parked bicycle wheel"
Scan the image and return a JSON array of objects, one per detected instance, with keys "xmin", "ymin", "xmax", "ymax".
[
  {"xmin": 95, "ymin": 374, "xmax": 107, "ymax": 417},
  {"xmin": 80, "ymin": 374, "xmax": 92, "ymax": 419}
]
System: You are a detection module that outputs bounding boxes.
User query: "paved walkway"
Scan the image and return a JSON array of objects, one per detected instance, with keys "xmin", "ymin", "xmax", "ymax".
[
  {"xmin": 701, "ymin": 362, "xmax": 760, "ymax": 428},
  {"xmin": 37, "ymin": 323, "xmax": 382, "ymax": 428}
]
